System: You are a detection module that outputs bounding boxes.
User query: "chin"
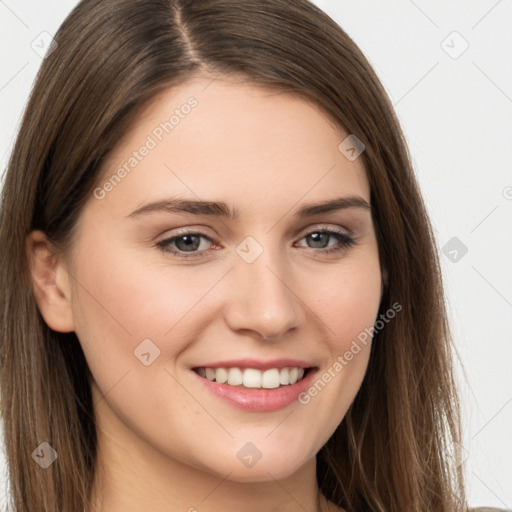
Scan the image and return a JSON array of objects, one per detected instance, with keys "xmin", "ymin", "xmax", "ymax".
[
  {"xmin": 195, "ymin": 447, "xmax": 313, "ymax": 483},
  {"xmin": 217, "ymin": 462, "xmax": 306, "ymax": 483}
]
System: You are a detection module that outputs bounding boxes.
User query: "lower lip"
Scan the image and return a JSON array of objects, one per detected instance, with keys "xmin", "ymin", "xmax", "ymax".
[{"xmin": 192, "ymin": 368, "xmax": 318, "ymax": 412}]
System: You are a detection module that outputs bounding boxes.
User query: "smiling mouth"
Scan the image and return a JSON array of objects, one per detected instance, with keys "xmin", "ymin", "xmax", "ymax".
[{"xmin": 192, "ymin": 366, "xmax": 314, "ymax": 389}]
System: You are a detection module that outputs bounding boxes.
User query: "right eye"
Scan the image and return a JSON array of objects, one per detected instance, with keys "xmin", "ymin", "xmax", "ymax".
[{"xmin": 156, "ymin": 230, "xmax": 215, "ymax": 259}]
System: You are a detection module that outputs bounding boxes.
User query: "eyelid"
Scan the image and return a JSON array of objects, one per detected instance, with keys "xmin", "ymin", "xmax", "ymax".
[
  {"xmin": 156, "ymin": 223, "xmax": 352, "ymax": 244},
  {"xmin": 156, "ymin": 228, "xmax": 214, "ymax": 249},
  {"xmin": 156, "ymin": 223, "xmax": 357, "ymax": 259},
  {"xmin": 297, "ymin": 223, "xmax": 353, "ymax": 238}
]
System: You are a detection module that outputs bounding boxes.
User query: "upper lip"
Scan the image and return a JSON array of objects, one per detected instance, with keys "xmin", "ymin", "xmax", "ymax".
[{"xmin": 192, "ymin": 358, "xmax": 317, "ymax": 371}]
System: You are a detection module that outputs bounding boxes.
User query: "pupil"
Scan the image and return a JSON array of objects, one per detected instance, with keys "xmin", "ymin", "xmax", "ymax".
[
  {"xmin": 309, "ymin": 232, "xmax": 327, "ymax": 248},
  {"xmin": 177, "ymin": 235, "xmax": 199, "ymax": 251}
]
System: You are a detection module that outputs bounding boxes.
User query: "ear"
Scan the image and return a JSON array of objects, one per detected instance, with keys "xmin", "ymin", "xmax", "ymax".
[{"xmin": 26, "ymin": 230, "xmax": 75, "ymax": 333}]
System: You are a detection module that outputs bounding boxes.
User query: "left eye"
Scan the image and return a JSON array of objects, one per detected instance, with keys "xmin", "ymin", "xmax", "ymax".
[
  {"xmin": 297, "ymin": 229, "xmax": 355, "ymax": 251},
  {"xmin": 156, "ymin": 228, "xmax": 355, "ymax": 258}
]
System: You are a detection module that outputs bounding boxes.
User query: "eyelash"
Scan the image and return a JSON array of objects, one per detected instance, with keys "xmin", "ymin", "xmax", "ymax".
[{"xmin": 156, "ymin": 227, "xmax": 356, "ymax": 259}]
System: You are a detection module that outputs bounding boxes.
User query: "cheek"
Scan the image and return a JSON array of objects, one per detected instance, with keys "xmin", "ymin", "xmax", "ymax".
[
  {"xmin": 70, "ymin": 236, "xmax": 219, "ymax": 339},
  {"xmin": 296, "ymin": 253, "xmax": 381, "ymax": 421},
  {"xmin": 308, "ymin": 252, "xmax": 383, "ymax": 349}
]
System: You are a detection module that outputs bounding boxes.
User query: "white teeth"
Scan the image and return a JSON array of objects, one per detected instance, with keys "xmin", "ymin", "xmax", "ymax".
[
  {"xmin": 215, "ymin": 367, "xmax": 228, "ymax": 384},
  {"xmin": 227, "ymin": 367, "xmax": 243, "ymax": 386},
  {"xmin": 197, "ymin": 366, "xmax": 308, "ymax": 389},
  {"xmin": 261, "ymin": 369, "xmax": 281, "ymax": 389},
  {"xmin": 243, "ymin": 368, "xmax": 261, "ymax": 388},
  {"xmin": 289, "ymin": 367, "xmax": 299, "ymax": 385}
]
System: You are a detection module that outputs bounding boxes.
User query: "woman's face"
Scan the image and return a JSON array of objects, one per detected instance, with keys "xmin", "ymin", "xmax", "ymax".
[{"xmin": 57, "ymin": 74, "xmax": 383, "ymax": 481}]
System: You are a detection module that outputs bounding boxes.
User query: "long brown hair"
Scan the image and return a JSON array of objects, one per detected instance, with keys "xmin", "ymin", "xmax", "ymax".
[{"xmin": 0, "ymin": 0, "xmax": 467, "ymax": 510}]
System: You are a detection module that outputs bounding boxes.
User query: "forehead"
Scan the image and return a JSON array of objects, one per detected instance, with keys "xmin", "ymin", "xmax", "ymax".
[{"xmin": 91, "ymin": 73, "xmax": 370, "ymax": 219}]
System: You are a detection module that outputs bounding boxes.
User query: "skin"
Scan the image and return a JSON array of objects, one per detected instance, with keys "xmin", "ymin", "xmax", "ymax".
[{"xmin": 27, "ymin": 72, "xmax": 384, "ymax": 512}]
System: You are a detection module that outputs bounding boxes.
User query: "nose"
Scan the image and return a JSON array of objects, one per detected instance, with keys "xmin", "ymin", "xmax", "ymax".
[{"xmin": 224, "ymin": 245, "xmax": 304, "ymax": 341}]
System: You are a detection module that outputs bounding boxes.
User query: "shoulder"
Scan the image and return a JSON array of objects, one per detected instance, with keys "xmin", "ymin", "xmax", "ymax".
[{"xmin": 469, "ymin": 508, "xmax": 512, "ymax": 512}]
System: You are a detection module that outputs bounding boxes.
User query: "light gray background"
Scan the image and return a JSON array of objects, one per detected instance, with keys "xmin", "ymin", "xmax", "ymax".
[{"xmin": 0, "ymin": 0, "xmax": 511, "ymax": 509}]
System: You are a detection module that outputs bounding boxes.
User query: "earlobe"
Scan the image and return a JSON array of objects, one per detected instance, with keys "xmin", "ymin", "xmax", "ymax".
[{"xmin": 26, "ymin": 230, "xmax": 75, "ymax": 333}]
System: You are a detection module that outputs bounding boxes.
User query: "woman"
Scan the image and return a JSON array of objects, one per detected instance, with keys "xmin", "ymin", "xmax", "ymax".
[{"xmin": 0, "ymin": 0, "xmax": 506, "ymax": 511}]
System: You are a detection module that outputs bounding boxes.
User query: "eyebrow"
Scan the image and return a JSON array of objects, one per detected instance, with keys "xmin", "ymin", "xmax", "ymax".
[{"xmin": 128, "ymin": 195, "xmax": 371, "ymax": 219}]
